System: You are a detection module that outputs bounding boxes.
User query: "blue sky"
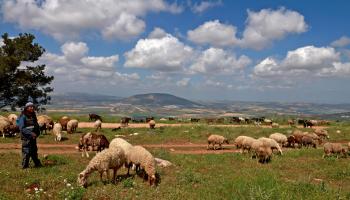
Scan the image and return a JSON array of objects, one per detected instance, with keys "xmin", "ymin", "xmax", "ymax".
[{"xmin": 1, "ymin": 0, "xmax": 350, "ymax": 103}]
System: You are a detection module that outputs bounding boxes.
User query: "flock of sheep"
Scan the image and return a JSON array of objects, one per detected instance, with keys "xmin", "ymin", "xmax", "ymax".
[{"xmin": 207, "ymin": 128, "xmax": 350, "ymax": 164}]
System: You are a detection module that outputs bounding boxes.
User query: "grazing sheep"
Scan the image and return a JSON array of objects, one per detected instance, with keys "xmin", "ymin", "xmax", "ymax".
[
  {"xmin": 59, "ymin": 116, "xmax": 71, "ymax": 131},
  {"xmin": 7, "ymin": 114, "xmax": 18, "ymax": 124},
  {"xmin": 67, "ymin": 119, "xmax": 79, "ymax": 134},
  {"xmin": 127, "ymin": 146, "xmax": 156, "ymax": 186},
  {"xmin": 207, "ymin": 134, "xmax": 229, "ymax": 150},
  {"xmin": 149, "ymin": 120, "xmax": 156, "ymax": 129},
  {"xmin": 0, "ymin": 117, "xmax": 11, "ymax": 138},
  {"xmin": 301, "ymin": 135, "xmax": 317, "ymax": 148},
  {"xmin": 77, "ymin": 147, "xmax": 126, "ymax": 188},
  {"xmin": 53, "ymin": 123, "xmax": 62, "ymax": 141},
  {"xmin": 269, "ymin": 133, "xmax": 288, "ymax": 147},
  {"xmin": 109, "ymin": 138, "xmax": 133, "ymax": 174},
  {"xmin": 78, "ymin": 132, "xmax": 109, "ymax": 157},
  {"xmin": 241, "ymin": 137, "xmax": 258, "ymax": 153},
  {"xmin": 88, "ymin": 113, "xmax": 102, "ymax": 121},
  {"xmin": 234, "ymin": 136, "xmax": 252, "ymax": 149},
  {"xmin": 323, "ymin": 142, "xmax": 348, "ymax": 158},
  {"xmin": 94, "ymin": 120, "xmax": 102, "ymax": 132},
  {"xmin": 264, "ymin": 119, "xmax": 273, "ymax": 126},
  {"xmin": 257, "ymin": 146, "xmax": 272, "ymax": 164},
  {"xmin": 313, "ymin": 128, "xmax": 330, "ymax": 139},
  {"xmin": 37, "ymin": 115, "xmax": 54, "ymax": 135},
  {"xmin": 287, "ymin": 135, "xmax": 296, "ymax": 148},
  {"xmin": 258, "ymin": 137, "xmax": 283, "ymax": 155},
  {"xmin": 271, "ymin": 122, "xmax": 279, "ymax": 128}
]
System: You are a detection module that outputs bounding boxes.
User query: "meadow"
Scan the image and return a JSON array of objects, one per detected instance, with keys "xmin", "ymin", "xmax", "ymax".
[{"xmin": 0, "ymin": 114, "xmax": 350, "ymax": 199}]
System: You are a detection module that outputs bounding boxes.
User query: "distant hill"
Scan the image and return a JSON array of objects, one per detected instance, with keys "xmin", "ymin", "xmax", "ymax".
[
  {"xmin": 117, "ymin": 93, "xmax": 203, "ymax": 108},
  {"xmin": 51, "ymin": 92, "xmax": 123, "ymax": 107}
]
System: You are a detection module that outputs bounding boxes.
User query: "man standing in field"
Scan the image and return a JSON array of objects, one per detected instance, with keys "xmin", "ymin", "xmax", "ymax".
[{"xmin": 18, "ymin": 102, "xmax": 42, "ymax": 169}]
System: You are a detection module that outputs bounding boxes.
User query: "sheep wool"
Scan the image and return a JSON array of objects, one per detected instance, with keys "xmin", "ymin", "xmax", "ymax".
[
  {"xmin": 67, "ymin": 119, "xmax": 79, "ymax": 134},
  {"xmin": 77, "ymin": 147, "xmax": 126, "ymax": 187},
  {"xmin": 128, "ymin": 145, "xmax": 156, "ymax": 186},
  {"xmin": 53, "ymin": 123, "xmax": 62, "ymax": 141},
  {"xmin": 269, "ymin": 133, "xmax": 287, "ymax": 147},
  {"xmin": 94, "ymin": 120, "xmax": 102, "ymax": 132},
  {"xmin": 7, "ymin": 114, "xmax": 18, "ymax": 124},
  {"xmin": 207, "ymin": 134, "xmax": 229, "ymax": 150},
  {"xmin": 258, "ymin": 137, "xmax": 283, "ymax": 155}
]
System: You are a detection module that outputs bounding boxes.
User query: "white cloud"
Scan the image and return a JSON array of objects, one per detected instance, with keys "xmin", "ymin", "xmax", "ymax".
[
  {"xmin": 190, "ymin": 47, "xmax": 251, "ymax": 74},
  {"xmin": 148, "ymin": 27, "xmax": 167, "ymax": 39},
  {"xmin": 187, "ymin": 20, "xmax": 239, "ymax": 47},
  {"xmin": 191, "ymin": 0, "xmax": 222, "ymax": 14},
  {"xmin": 2, "ymin": 0, "xmax": 182, "ymax": 41},
  {"xmin": 35, "ymin": 42, "xmax": 142, "ymax": 84},
  {"xmin": 253, "ymin": 46, "xmax": 341, "ymax": 77},
  {"xmin": 241, "ymin": 8, "xmax": 308, "ymax": 50},
  {"xmin": 176, "ymin": 78, "xmax": 191, "ymax": 87},
  {"xmin": 331, "ymin": 36, "xmax": 350, "ymax": 47},
  {"xmin": 124, "ymin": 33, "xmax": 193, "ymax": 72}
]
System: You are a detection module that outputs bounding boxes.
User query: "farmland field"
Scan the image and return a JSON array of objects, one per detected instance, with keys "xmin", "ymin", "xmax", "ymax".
[{"xmin": 0, "ymin": 117, "xmax": 350, "ymax": 199}]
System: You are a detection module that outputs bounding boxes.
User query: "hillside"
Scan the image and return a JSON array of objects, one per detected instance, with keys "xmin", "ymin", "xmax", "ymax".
[{"xmin": 116, "ymin": 93, "xmax": 203, "ymax": 108}]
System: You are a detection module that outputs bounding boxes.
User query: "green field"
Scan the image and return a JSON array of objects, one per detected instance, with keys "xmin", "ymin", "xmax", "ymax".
[{"xmin": 0, "ymin": 118, "xmax": 350, "ymax": 199}]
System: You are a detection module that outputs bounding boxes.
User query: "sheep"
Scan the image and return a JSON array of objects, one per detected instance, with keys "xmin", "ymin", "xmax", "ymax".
[
  {"xmin": 301, "ymin": 135, "xmax": 317, "ymax": 148},
  {"xmin": 37, "ymin": 115, "xmax": 54, "ymax": 135},
  {"xmin": 127, "ymin": 145, "xmax": 156, "ymax": 186},
  {"xmin": 67, "ymin": 119, "xmax": 79, "ymax": 134},
  {"xmin": 109, "ymin": 138, "xmax": 133, "ymax": 174},
  {"xmin": 241, "ymin": 137, "xmax": 258, "ymax": 153},
  {"xmin": 94, "ymin": 120, "xmax": 102, "ymax": 132},
  {"xmin": 269, "ymin": 133, "xmax": 288, "ymax": 147},
  {"xmin": 313, "ymin": 128, "xmax": 329, "ymax": 139},
  {"xmin": 59, "ymin": 116, "xmax": 70, "ymax": 131},
  {"xmin": 53, "ymin": 123, "xmax": 62, "ymax": 141},
  {"xmin": 271, "ymin": 122, "xmax": 279, "ymax": 128},
  {"xmin": 257, "ymin": 146, "xmax": 272, "ymax": 164},
  {"xmin": 207, "ymin": 134, "xmax": 229, "ymax": 150},
  {"xmin": 264, "ymin": 119, "xmax": 273, "ymax": 126},
  {"xmin": 78, "ymin": 132, "xmax": 109, "ymax": 158},
  {"xmin": 7, "ymin": 114, "xmax": 17, "ymax": 124},
  {"xmin": 323, "ymin": 142, "xmax": 348, "ymax": 158},
  {"xmin": 0, "ymin": 117, "xmax": 11, "ymax": 138},
  {"xmin": 258, "ymin": 137, "xmax": 283, "ymax": 155},
  {"xmin": 77, "ymin": 147, "xmax": 126, "ymax": 188},
  {"xmin": 234, "ymin": 136, "xmax": 252, "ymax": 149},
  {"xmin": 149, "ymin": 120, "xmax": 156, "ymax": 129}
]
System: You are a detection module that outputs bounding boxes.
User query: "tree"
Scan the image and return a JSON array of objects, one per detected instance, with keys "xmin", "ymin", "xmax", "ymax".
[{"xmin": 0, "ymin": 33, "xmax": 54, "ymax": 110}]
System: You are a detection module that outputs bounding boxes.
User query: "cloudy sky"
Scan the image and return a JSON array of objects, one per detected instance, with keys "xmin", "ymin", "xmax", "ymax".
[{"xmin": 1, "ymin": 0, "xmax": 350, "ymax": 103}]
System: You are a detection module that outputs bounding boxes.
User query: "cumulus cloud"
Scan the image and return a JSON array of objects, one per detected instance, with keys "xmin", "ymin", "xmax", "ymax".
[
  {"xmin": 187, "ymin": 20, "xmax": 239, "ymax": 47},
  {"xmin": 148, "ymin": 27, "xmax": 167, "ymax": 39},
  {"xmin": 190, "ymin": 48, "xmax": 251, "ymax": 74},
  {"xmin": 124, "ymin": 33, "xmax": 193, "ymax": 72},
  {"xmin": 2, "ymin": 0, "xmax": 182, "ymax": 41},
  {"xmin": 191, "ymin": 0, "xmax": 222, "ymax": 14},
  {"xmin": 176, "ymin": 78, "xmax": 191, "ymax": 87},
  {"xmin": 241, "ymin": 7, "xmax": 307, "ymax": 50},
  {"xmin": 253, "ymin": 46, "xmax": 341, "ymax": 77},
  {"xmin": 187, "ymin": 8, "xmax": 307, "ymax": 50},
  {"xmin": 37, "ymin": 41, "xmax": 139, "ymax": 84},
  {"xmin": 331, "ymin": 36, "xmax": 350, "ymax": 47}
]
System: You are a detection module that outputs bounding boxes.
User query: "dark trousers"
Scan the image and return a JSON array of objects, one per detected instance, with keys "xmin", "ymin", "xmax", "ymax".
[{"xmin": 22, "ymin": 139, "xmax": 41, "ymax": 168}]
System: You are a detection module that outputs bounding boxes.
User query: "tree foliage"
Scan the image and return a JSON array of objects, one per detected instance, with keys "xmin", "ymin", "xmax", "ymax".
[{"xmin": 0, "ymin": 33, "xmax": 54, "ymax": 110}]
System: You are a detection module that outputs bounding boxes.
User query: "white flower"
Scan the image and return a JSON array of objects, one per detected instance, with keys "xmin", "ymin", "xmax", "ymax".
[
  {"xmin": 34, "ymin": 187, "xmax": 38, "ymax": 191},
  {"xmin": 66, "ymin": 183, "xmax": 71, "ymax": 187}
]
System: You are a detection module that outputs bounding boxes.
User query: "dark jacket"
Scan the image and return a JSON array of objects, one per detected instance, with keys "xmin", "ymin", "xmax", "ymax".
[{"xmin": 18, "ymin": 113, "xmax": 40, "ymax": 140}]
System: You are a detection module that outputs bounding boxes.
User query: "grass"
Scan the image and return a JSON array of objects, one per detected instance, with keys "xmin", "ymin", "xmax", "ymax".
[{"xmin": 1, "ymin": 113, "xmax": 350, "ymax": 199}]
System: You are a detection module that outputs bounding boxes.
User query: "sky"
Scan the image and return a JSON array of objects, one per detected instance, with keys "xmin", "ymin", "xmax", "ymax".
[{"xmin": 1, "ymin": 0, "xmax": 350, "ymax": 103}]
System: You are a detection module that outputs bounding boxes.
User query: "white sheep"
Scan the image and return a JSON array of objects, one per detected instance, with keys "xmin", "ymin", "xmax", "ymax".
[
  {"xmin": 241, "ymin": 137, "xmax": 258, "ymax": 153},
  {"xmin": 109, "ymin": 138, "xmax": 134, "ymax": 173},
  {"xmin": 234, "ymin": 136, "xmax": 252, "ymax": 149},
  {"xmin": 94, "ymin": 119, "xmax": 102, "ymax": 132},
  {"xmin": 7, "ymin": 114, "xmax": 18, "ymax": 124},
  {"xmin": 53, "ymin": 123, "xmax": 62, "ymax": 141},
  {"xmin": 258, "ymin": 137, "xmax": 283, "ymax": 155},
  {"xmin": 271, "ymin": 122, "xmax": 279, "ymax": 128},
  {"xmin": 0, "ymin": 117, "xmax": 11, "ymax": 138},
  {"xmin": 77, "ymin": 147, "xmax": 126, "ymax": 187},
  {"xmin": 257, "ymin": 146, "xmax": 272, "ymax": 164},
  {"xmin": 323, "ymin": 142, "xmax": 348, "ymax": 158},
  {"xmin": 269, "ymin": 133, "xmax": 288, "ymax": 147},
  {"xmin": 149, "ymin": 120, "xmax": 156, "ymax": 129},
  {"xmin": 128, "ymin": 145, "xmax": 156, "ymax": 186},
  {"xmin": 67, "ymin": 119, "xmax": 79, "ymax": 134},
  {"xmin": 207, "ymin": 134, "xmax": 229, "ymax": 150},
  {"xmin": 37, "ymin": 115, "xmax": 54, "ymax": 134}
]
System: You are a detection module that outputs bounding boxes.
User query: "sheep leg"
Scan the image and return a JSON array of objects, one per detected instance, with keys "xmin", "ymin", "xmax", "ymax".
[
  {"xmin": 219, "ymin": 143, "xmax": 222, "ymax": 150},
  {"xmin": 207, "ymin": 142, "xmax": 210, "ymax": 150},
  {"xmin": 112, "ymin": 168, "xmax": 117, "ymax": 183}
]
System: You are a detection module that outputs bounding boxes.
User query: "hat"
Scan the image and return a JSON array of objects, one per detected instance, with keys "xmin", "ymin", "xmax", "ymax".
[{"xmin": 25, "ymin": 102, "xmax": 34, "ymax": 109}]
